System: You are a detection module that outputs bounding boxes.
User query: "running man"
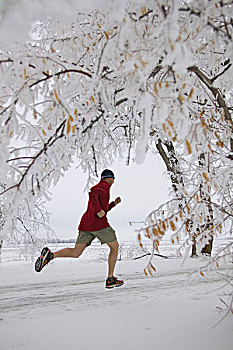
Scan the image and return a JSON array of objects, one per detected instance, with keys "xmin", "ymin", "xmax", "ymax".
[{"xmin": 35, "ymin": 169, "xmax": 124, "ymax": 289}]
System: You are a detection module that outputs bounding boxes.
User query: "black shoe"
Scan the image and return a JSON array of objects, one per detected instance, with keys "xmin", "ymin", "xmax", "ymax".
[
  {"xmin": 105, "ymin": 276, "xmax": 124, "ymax": 289},
  {"xmin": 35, "ymin": 247, "xmax": 54, "ymax": 272}
]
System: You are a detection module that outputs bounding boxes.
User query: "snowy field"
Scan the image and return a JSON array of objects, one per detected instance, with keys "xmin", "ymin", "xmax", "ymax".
[{"xmin": 0, "ymin": 239, "xmax": 232, "ymax": 350}]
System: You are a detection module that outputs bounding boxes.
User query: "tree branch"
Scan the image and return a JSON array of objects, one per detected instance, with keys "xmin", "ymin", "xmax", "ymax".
[
  {"xmin": 29, "ymin": 68, "xmax": 92, "ymax": 88},
  {"xmin": 115, "ymin": 98, "xmax": 128, "ymax": 106},
  {"xmin": 187, "ymin": 65, "xmax": 233, "ymax": 153},
  {"xmin": 0, "ymin": 120, "xmax": 66, "ymax": 197},
  {"xmin": 81, "ymin": 112, "xmax": 104, "ymax": 134},
  {"xmin": 211, "ymin": 63, "xmax": 232, "ymax": 83}
]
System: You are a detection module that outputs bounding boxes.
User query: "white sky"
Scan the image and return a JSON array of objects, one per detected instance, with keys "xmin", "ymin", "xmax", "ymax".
[{"xmin": 46, "ymin": 152, "xmax": 170, "ymax": 241}]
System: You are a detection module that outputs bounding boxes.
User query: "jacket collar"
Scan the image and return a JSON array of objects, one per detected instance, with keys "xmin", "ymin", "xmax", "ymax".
[{"xmin": 100, "ymin": 180, "xmax": 111, "ymax": 188}]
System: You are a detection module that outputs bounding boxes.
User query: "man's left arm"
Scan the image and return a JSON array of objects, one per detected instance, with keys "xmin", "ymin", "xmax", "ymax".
[{"xmin": 108, "ymin": 197, "xmax": 121, "ymax": 211}]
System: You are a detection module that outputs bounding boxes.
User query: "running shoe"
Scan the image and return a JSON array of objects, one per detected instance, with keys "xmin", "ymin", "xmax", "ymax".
[
  {"xmin": 105, "ymin": 276, "xmax": 124, "ymax": 289},
  {"xmin": 35, "ymin": 247, "xmax": 54, "ymax": 272}
]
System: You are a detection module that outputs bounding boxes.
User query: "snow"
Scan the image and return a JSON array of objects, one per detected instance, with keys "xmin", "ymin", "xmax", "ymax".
[{"xmin": 0, "ymin": 242, "xmax": 232, "ymax": 350}]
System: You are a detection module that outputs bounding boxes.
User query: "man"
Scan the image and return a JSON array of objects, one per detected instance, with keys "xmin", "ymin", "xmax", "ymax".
[{"xmin": 35, "ymin": 169, "xmax": 124, "ymax": 289}]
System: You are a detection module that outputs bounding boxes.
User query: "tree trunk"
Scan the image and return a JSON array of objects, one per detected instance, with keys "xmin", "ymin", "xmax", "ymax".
[
  {"xmin": 155, "ymin": 139, "xmax": 194, "ymax": 248},
  {"xmin": 191, "ymin": 152, "xmax": 214, "ymax": 256},
  {"xmin": 156, "ymin": 139, "xmax": 214, "ymax": 257},
  {"xmin": 155, "ymin": 139, "xmax": 184, "ymax": 193},
  {"xmin": 0, "ymin": 240, "xmax": 3, "ymax": 263}
]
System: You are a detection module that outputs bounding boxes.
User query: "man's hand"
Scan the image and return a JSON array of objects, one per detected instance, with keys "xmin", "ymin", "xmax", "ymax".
[
  {"xmin": 114, "ymin": 197, "xmax": 121, "ymax": 205},
  {"xmin": 97, "ymin": 210, "xmax": 105, "ymax": 218}
]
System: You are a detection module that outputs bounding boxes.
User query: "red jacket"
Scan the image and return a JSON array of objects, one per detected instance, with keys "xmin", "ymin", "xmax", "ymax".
[{"xmin": 78, "ymin": 180, "xmax": 115, "ymax": 232}]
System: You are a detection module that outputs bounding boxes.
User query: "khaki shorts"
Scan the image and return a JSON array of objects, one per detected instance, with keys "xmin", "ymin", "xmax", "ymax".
[{"xmin": 76, "ymin": 226, "xmax": 117, "ymax": 246}]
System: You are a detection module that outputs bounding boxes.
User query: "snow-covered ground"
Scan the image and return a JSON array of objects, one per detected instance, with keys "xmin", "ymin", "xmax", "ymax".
[{"xmin": 0, "ymin": 240, "xmax": 232, "ymax": 350}]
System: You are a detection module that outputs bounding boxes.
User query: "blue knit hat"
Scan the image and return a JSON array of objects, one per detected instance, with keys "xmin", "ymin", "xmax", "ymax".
[{"xmin": 101, "ymin": 169, "xmax": 115, "ymax": 179}]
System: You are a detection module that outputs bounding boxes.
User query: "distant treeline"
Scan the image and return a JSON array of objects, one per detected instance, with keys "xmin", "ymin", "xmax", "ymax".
[{"xmin": 48, "ymin": 239, "xmax": 76, "ymax": 244}]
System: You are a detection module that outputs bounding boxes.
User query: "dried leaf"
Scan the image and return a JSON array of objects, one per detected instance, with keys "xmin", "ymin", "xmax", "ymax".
[
  {"xmin": 202, "ymin": 172, "xmax": 209, "ymax": 182},
  {"xmin": 178, "ymin": 93, "xmax": 185, "ymax": 104},
  {"xmin": 162, "ymin": 222, "xmax": 166, "ymax": 231},
  {"xmin": 67, "ymin": 119, "xmax": 71, "ymax": 135},
  {"xmin": 185, "ymin": 139, "xmax": 192, "ymax": 154},
  {"xmin": 148, "ymin": 268, "xmax": 153, "ymax": 277},
  {"xmin": 168, "ymin": 37, "xmax": 174, "ymax": 51},
  {"xmin": 167, "ymin": 118, "xmax": 174, "ymax": 128},
  {"xmin": 141, "ymin": 6, "xmax": 147, "ymax": 15},
  {"xmin": 72, "ymin": 125, "xmax": 76, "ymax": 134},
  {"xmin": 170, "ymin": 220, "xmax": 176, "ymax": 231},
  {"xmin": 54, "ymin": 89, "xmax": 60, "ymax": 103},
  {"xmin": 150, "ymin": 263, "xmax": 157, "ymax": 272},
  {"xmin": 218, "ymin": 140, "xmax": 224, "ymax": 148},
  {"xmin": 188, "ymin": 88, "xmax": 194, "ymax": 100},
  {"xmin": 200, "ymin": 108, "xmax": 205, "ymax": 117},
  {"xmin": 154, "ymin": 82, "xmax": 158, "ymax": 95}
]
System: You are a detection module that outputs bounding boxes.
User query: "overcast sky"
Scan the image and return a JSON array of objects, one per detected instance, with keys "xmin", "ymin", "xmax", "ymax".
[{"xmin": 46, "ymin": 152, "xmax": 170, "ymax": 241}]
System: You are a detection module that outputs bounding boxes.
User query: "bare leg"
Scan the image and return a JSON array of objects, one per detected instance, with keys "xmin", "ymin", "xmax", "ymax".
[
  {"xmin": 53, "ymin": 242, "xmax": 87, "ymax": 259},
  {"xmin": 106, "ymin": 240, "xmax": 119, "ymax": 278}
]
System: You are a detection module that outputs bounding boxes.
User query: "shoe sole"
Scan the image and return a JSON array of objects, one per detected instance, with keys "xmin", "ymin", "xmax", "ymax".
[{"xmin": 35, "ymin": 248, "xmax": 50, "ymax": 272}]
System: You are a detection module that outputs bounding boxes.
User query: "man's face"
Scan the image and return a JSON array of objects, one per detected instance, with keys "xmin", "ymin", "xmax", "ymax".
[{"xmin": 107, "ymin": 177, "xmax": 115, "ymax": 186}]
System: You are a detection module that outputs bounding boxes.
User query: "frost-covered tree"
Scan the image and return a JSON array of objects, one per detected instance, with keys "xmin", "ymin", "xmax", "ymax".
[{"xmin": 0, "ymin": 0, "xmax": 232, "ymax": 310}]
